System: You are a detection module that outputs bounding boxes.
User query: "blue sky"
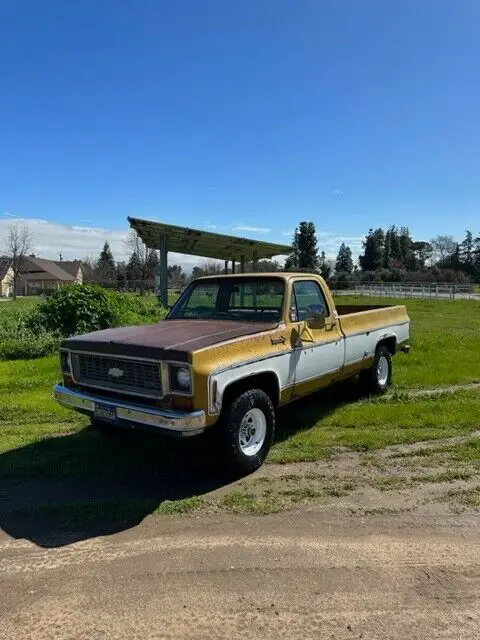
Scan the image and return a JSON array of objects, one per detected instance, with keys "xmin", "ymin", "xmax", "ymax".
[{"xmin": 1, "ymin": 1, "xmax": 479, "ymax": 264}]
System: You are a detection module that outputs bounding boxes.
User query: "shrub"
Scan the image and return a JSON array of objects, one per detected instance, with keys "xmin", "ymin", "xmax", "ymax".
[
  {"xmin": 0, "ymin": 333, "xmax": 59, "ymax": 360},
  {"xmin": 0, "ymin": 301, "xmax": 59, "ymax": 360},
  {"xmin": 0, "ymin": 287, "xmax": 168, "ymax": 360},
  {"xmin": 28, "ymin": 286, "xmax": 168, "ymax": 339},
  {"xmin": 116, "ymin": 294, "xmax": 168, "ymax": 325},
  {"xmin": 32, "ymin": 285, "xmax": 122, "ymax": 337}
]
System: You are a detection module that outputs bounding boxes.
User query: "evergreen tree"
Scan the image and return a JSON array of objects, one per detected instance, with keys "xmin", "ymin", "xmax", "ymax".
[
  {"xmin": 116, "ymin": 261, "xmax": 126, "ymax": 290},
  {"xmin": 389, "ymin": 226, "xmax": 403, "ymax": 264},
  {"xmin": 399, "ymin": 227, "xmax": 417, "ymax": 270},
  {"xmin": 96, "ymin": 241, "xmax": 116, "ymax": 282},
  {"xmin": 126, "ymin": 250, "xmax": 142, "ymax": 281},
  {"xmin": 284, "ymin": 222, "xmax": 319, "ymax": 271},
  {"xmin": 297, "ymin": 222, "xmax": 319, "ymax": 270},
  {"xmin": 335, "ymin": 243, "xmax": 354, "ymax": 275},
  {"xmin": 359, "ymin": 228, "xmax": 384, "ymax": 271},
  {"xmin": 473, "ymin": 234, "xmax": 480, "ymax": 281},
  {"xmin": 452, "ymin": 244, "xmax": 461, "ymax": 270},
  {"xmin": 460, "ymin": 230, "xmax": 474, "ymax": 274},
  {"xmin": 319, "ymin": 251, "xmax": 331, "ymax": 280},
  {"xmin": 383, "ymin": 230, "xmax": 392, "ymax": 269}
]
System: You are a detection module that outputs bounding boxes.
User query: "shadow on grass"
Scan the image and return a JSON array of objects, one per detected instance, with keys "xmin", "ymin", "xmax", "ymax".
[
  {"xmin": 0, "ymin": 379, "xmax": 371, "ymax": 548},
  {"xmin": 0, "ymin": 427, "xmax": 228, "ymax": 548}
]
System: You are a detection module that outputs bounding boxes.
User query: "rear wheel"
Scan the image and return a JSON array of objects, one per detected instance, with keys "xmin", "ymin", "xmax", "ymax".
[
  {"xmin": 360, "ymin": 345, "xmax": 392, "ymax": 394},
  {"xmin": 218, "ymin": 389, "xmax": 275, "ymax": 476}
]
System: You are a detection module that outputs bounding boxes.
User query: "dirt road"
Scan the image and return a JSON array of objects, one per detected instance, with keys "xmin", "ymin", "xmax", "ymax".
[{"xmin": 1, "ymin": 508, "xmax": 479, "ymax": 640}]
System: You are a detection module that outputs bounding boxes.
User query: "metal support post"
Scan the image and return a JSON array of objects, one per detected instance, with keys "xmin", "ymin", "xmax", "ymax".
[{"xmin": 157, "ymin": 235, "xmax": 168, "ymax": 308}]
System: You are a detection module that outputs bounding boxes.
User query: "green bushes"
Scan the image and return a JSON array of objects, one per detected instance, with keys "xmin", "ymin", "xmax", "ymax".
[
  {"xmin": 32, "ymin": 285, "xmax": 121, "ymax": 337},
  {"xmin": 0, "ymin": 300, "xmax": 60, "ymax": 360},
  {"xmin": 0, "ymin": 333, "xmax": 60, "ymax": 360},
  {"xmin": 32, "ymin": 285, "xmax": 168, "ymax": 338},
  {"xmin": 0, "ymin": 286, "xmax": 168, "ymax": 361}
]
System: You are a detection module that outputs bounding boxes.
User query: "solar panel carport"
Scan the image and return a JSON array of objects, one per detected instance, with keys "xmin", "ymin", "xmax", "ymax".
[{"xmin": 127, "ymin": 217, "xmax": 292, "ymax": 306}]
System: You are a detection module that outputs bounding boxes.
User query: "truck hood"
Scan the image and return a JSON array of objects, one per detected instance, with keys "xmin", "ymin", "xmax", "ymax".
[{"xmin": 63, "ymin": 319, "xmax": 277, "ymax": 362}]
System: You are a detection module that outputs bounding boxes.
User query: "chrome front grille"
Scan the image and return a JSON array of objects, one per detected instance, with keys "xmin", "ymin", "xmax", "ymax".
[{"xmin": 71, "ymin": 353, "xmax": 163, "ymax": 398}]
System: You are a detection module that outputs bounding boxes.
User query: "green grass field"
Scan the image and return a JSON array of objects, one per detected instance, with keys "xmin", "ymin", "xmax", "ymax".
[{"xmin": 0, "ymin": 296, "xmax": 479, "ymax": 531}]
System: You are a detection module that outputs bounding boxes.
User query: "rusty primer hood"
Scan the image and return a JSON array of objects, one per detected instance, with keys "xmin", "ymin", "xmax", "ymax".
[{"xmin": 64, "ymin": 319, "xmax": 277, "ymax": 361}]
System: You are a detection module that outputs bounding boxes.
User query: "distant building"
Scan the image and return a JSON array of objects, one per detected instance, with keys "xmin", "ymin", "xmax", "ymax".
[
  {"xmin": 0, "ymin": 258, "xmax": 14, "ymax": 297},
  {"xmin": 17, "ymin": 256, "xmax": 83, "ymax": 295},
  {"xmin": 0, "ymin": 255, "xmax": 84, "ymax": 296}
]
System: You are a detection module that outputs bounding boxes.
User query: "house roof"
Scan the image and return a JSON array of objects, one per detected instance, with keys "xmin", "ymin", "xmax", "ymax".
[
  {"xmin": 20, "ymin": 257, "xmax": 78, "ymax": 281},
  {"xmin": 53, "ymin": 260, "xmax": 81, "ymax": 278}
]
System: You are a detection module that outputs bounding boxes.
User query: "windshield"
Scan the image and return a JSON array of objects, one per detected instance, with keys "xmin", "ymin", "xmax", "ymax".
[{"xmin": 169, "ymin": 278, "xmax": 285, "ymax": 323}]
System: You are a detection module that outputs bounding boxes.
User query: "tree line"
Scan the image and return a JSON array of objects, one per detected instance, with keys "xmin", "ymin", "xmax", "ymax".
[
  {"xmin": 284, "ymin": 223, "xmax": 480, "ymax": 284},
  {"xmin": 3, "ymin": 221, "xmax": 479, "ymax": 300}
]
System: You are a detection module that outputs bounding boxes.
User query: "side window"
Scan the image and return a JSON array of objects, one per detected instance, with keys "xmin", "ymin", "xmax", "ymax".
[{"xmin": 293, "ymin": 280, "xmax": 328, "ymax": 322}]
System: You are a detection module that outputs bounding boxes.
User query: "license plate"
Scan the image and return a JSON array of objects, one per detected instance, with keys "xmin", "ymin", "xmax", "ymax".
[{"xmin": 94, "ymin": 403, "xmax": 117, "ymax": 425}]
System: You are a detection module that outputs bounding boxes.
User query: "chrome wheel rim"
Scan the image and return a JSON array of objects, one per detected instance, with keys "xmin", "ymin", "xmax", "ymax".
[
  {"xmin": 377, "ymin": 355, "xmax": 389, "ymax": 386},
  {"xmin": 239, "ymin": 408, "xmax": 267, "ymax": 457}
]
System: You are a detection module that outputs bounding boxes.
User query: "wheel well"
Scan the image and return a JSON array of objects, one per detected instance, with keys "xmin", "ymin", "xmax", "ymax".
[
  {"xmin": 221, "ymin": 372, "xmax": 280, "ymax": 410},
  {"xmin": 377, "ymin": 336, "xmax": 397, "ymax": 355}
]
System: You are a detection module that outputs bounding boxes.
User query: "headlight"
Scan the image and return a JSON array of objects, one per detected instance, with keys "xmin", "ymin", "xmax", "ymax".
[
  {"xmin": 169, "ymin": 365, "xmax": 192, "ymax": 393},
  {"xmin": 176, "ymin": 367, "xmax": 191, "ymax": 391},
  {"xmin": 60, "ymin": 350, "xmax": 71, "ymax": 374}
]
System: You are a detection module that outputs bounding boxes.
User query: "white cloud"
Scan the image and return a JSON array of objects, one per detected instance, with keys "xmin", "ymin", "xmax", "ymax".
[
  {"xmin": 203, "ymin": 224, "xmax": 217, "ymax": 230},
  {"xmin": 333, "ymin": 188, "xmax": 343, "ymax": 196},
  {"xmin": 0, "ymin": 217, "xmax": 204, "ymax": 272},
  {"xmin": 0, "ymin": 216, "xmax": 364, "ymax": 271},
  {"xmin": 233, "ymin": 225, "xmax": 271, "ymax": 234},
  {"xmin": 3, "ymin": 211, "xmax": 14, "ymax": 217}
]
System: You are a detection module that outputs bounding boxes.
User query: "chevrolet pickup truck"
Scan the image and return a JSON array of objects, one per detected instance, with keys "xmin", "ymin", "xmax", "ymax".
[{"xmin": 54, "ymin": 273, "xmax": 410, "ymax": 474}]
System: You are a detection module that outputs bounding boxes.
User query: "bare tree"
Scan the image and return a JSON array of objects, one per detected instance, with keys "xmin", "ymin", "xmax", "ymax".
[
  {"xmin": 80, "ymin": 256, "xmax": 97, "ymax": 282},
  {"xmin": 430, "ymin": 235, "xmax": 456, "ymax": 265},
  {"xmin": 4, "ymin": 224, "xmax": 34, "ymax": 300},
  {"xmin": 125, "ymin": 230, "xmax": 159, "ymax": 295}
]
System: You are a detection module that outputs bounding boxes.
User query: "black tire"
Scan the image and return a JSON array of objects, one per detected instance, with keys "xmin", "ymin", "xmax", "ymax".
[
  {"xmin": 360, "ymin": 344, "xmax": 392, "ymax": 394},
  {"xmin": 219, "ymin": 389, "xmax": 275, "ymax": 477}
]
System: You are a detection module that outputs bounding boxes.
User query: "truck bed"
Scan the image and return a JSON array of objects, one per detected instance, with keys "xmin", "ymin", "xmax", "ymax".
[
  {"xmin": 336, "ymin": 303, "xmax": 410, "ymax": 362},
  {"xmin": 335, "ymin": 304, "xmax": 393, "ymax": 315}
]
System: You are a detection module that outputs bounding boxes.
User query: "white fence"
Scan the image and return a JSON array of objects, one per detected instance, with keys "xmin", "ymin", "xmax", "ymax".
[{"xmin": 332, "ymin": 282, "xmax": 478, "ymax": 300}]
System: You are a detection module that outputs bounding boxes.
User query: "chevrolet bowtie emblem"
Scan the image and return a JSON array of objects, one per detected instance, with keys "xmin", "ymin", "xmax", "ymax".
[{"xmin": 108, "ymin": 367, "xmax": 124, "ymax": 379}]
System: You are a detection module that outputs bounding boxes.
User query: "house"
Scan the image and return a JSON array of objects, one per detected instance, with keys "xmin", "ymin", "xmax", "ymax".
[
  {"xmin": 0, "ymin": 258, "xmax": 14, "ymax": 297},
  {"xmin": 16, "ymin": 256, "xmax": 83, "ymax": 296}
]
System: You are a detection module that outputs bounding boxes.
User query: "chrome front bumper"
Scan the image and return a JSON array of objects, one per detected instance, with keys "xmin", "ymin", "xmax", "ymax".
[{"xmin": 53, "ymin": 384, "xmax": 206, "ymax": 437}]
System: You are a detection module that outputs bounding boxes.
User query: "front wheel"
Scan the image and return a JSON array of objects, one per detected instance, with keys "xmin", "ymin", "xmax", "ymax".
[
  {"xmin": 219, "ymin": 389, "xmax": 275, "ymax": 476},
  {"xmin": 360, "ymin": 345, "xmax": 392, "ymax": 394}
]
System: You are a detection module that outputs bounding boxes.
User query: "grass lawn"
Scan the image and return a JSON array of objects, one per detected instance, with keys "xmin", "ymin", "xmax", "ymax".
[{"xmin": 0, "ymin": 296, "xmax": 479, "ymax": 535}]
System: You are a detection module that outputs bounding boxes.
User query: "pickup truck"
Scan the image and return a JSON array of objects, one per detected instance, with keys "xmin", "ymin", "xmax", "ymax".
[{"xmin": 54, "ymin": 273, "xmax": 410, "ymax": 475}]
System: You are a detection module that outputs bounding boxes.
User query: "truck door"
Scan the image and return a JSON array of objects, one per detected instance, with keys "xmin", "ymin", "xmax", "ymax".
[{"xmin": 290, "ymin": 279, "xmax": 344, "ymax": 397}]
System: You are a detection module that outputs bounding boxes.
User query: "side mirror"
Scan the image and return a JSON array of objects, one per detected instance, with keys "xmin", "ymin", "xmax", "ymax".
[{"xmin": 306, "ymin": 309, "xmax": 326, "ymax": 330}]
